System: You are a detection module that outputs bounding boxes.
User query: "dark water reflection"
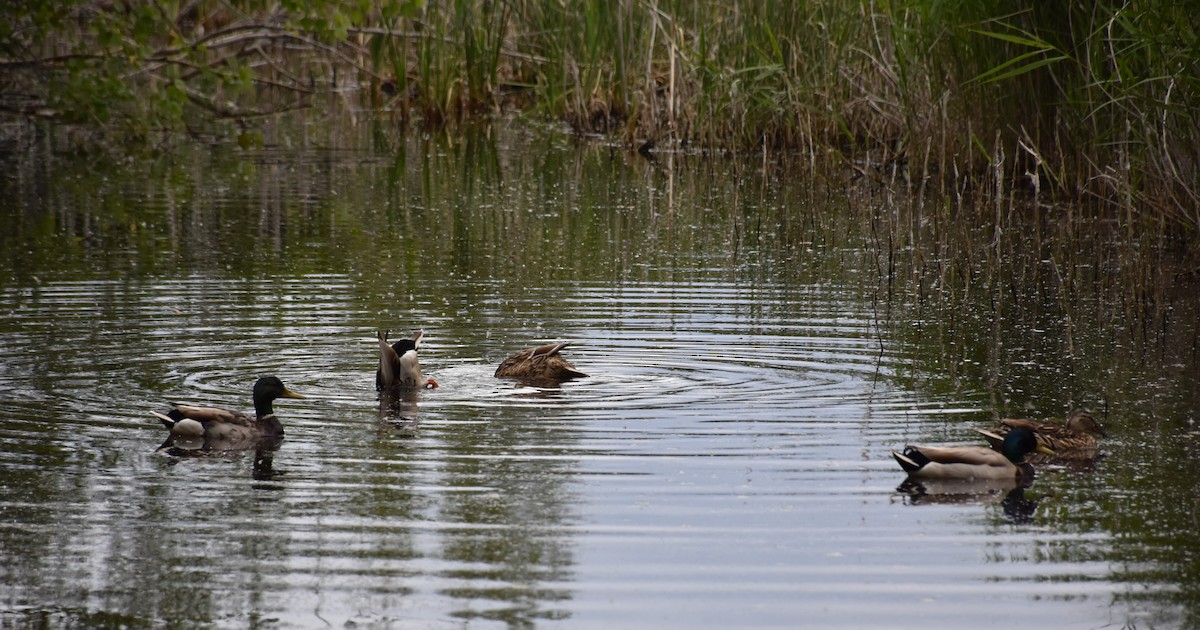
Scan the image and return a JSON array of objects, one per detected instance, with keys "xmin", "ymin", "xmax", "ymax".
[{"xmin": 0, "ymin": 118, "xmax": 1197, "ymax": 628}]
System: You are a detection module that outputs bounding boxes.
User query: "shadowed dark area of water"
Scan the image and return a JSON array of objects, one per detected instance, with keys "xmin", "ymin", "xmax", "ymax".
[{"xmin": 0, "ymin": 119, "xmax": 1197, "ymax": 628}]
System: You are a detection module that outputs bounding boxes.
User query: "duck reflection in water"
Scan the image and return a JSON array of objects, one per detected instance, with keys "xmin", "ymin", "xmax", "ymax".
[
  {"xmin": 378, "ymin": 384, "xmax": 422, "ymax": 436},
  {"xmin": 896, "ymin": 477, "xmax": 1040, "ymax": 523},
  {"xmin": 158, "ymin": 436, "xmax": 288, "ymax": 483},
  {"xmin": 252, "ymin": 446, "xmax": 284, "ymax": 482}
]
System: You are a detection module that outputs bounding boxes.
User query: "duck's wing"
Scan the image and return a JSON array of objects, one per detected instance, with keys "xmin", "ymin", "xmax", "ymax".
[
  {"xmin": 536, "ymin": 341, "xmax": 572, "ymax": 355},
  {"xmin": 153, "ymin": 404, "xmax": 256, "ymax": 448},
  {"xmin": 495, "ymin": 342, "xmax": 585, "ymax": 378},
  {"xmin": 495, "ymin": 347, "xmax": 536, "ymax": 377},
  {"xmin": 198, "ymin": 419, "xmax": 259, "ymax": 444},
  {"xmin": 1000, "ymin": 417, "xmax": 1079, "ymax": 439},
  {"xmin": 908, "ymin": 444, "xmax": 1013, "ymax": 467},
  {"xmin": 170, "ymin": 403, "xmax": 253, "ymax": 427},
  {"xmin": 998, "ymin": 418, "xmax": 1046, "ymax": 432},
  {"xmin": 544, "ymin": 355, "xmax": 587, "ymax": 379}
]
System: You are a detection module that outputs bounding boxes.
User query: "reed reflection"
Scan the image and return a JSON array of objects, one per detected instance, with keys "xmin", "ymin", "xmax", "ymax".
[
  {"xmin": 0, "ymin": 119, "xmax": 1196, "ymax": 626},
  {"xmin": 432, "ymin": 412, "xmax": 580, "ymax": 625}
]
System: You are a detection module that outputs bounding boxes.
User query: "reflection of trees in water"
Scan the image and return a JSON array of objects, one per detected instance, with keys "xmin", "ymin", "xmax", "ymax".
[
  {"xmin": 432, "ymin": 413, "xmax": 580, "ymax": 625},
  {"xmin": 870, "ymin": 189, "xmax": 1199, "ymax": 416},
  {"xmin": 2, "ymin": 120, "xmax": 1199, "ymax": 626},
  {"xmin": 372, "ymin": 380, "xmax": 579, "ymax": 625}
]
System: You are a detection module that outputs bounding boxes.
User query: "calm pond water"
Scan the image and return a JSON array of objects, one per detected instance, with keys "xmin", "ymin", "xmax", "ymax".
[{"xmin": 1, "ymin": 117, "xmax": 1198, "ymax": 629}]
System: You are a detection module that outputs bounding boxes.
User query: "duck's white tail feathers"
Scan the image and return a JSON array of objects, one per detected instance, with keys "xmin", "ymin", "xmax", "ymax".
[{"xmin": 151, "ymin": 410, "xmax": 176, "ymax": 429}]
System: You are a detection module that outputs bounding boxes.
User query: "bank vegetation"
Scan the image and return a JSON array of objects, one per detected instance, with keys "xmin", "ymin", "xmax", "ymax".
[{"xmin": 1, "ymin": 1, "xmax": 1196, "ymax": 233}]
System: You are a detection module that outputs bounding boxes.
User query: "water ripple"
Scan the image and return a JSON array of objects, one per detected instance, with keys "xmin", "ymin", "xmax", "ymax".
[{"xmin": 0, "ymin": 275, "xmax": 1126, "ymax": 629}]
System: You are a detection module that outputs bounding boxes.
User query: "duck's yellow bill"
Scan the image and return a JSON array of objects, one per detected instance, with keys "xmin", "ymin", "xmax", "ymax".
[
  {"xmin": 282, "ymin": 387, "xmax": 305, "ymax": 399},
  {"xmin": 1036, "ymin": 444, "xmax": 1056, "ymax": 456}
]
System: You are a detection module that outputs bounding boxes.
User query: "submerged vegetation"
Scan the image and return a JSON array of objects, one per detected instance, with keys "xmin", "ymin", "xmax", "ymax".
[{"xmin": 0, "ymin": 1, "xmax": 1197, "ymax": 230}]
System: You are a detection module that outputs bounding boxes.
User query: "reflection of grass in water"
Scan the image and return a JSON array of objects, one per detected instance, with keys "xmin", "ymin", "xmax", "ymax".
[
  {"xmin": 0, "ymin": 110, "xmax": 1196, "ymax": 627},
  {"xmin": 867, "ymin": 183, "xmax": 1200, "ymax": 417}
]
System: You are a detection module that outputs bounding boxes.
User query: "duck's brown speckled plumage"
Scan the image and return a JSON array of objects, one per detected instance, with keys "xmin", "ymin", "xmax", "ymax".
[
  {"xmin": 495, "ymin": 342, "xmax": 587, "ymax": 381},
  {"xmin": 975, "ymin": 409, "xmax": 1106, "ymax": 456}
]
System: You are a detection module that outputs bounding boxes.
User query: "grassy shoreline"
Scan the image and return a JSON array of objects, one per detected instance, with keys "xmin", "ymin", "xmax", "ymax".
[{"xmin": 1, "ymin": 1, "xmax": 1196, "ymax": 232}]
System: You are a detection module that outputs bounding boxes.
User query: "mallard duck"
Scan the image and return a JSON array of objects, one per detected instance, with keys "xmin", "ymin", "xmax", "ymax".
[
  {"xmin": 975, "ymin": 408, "xmax": 1106, "ymax": 454},
  {"xmin": 494, "ymin": 342, "xmax": 587, "ymax": 381},
  {"xmin": 377, "ymin": 329, "xmax": 438, "ymax": 390},
  {"xmin": 152, "ymin": 376, "xmax": 304, "ymax": 449},
  {"xmin": 892, "ymin": 427, "xmax": 1054, "ymax": 480}
]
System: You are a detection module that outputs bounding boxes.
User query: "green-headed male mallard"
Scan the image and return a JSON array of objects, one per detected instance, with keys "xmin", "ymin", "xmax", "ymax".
[
  {"xmin": 152, "ymin": 376, "xmax": 304, "ymax": 450},
  {"xmin": 892, "ymin": 427, "xmax": 1054, "ymax": 480},
  {"xmin": 495, "ymin": 342, "xmax": 587, "ymax": 381},
  {"xmin": 975, "ymin": 408, "xmax": 1106, "ymax": 455},
  {"xmin": 377, "ymin": 329, "xmax": 438, "ymax": 390}
]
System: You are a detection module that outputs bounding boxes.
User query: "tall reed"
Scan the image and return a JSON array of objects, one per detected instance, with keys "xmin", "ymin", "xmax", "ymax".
[
  {"xmin": 3, "ymin": 0, "xmax": 1195, "ymax": 232},
  {"xmin": 353, "ymin": 0, "xmax": 1196, "ymax": 232}
]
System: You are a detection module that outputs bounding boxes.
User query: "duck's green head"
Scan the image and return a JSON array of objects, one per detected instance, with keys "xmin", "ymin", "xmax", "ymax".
[
  {"xmin": 252, "ymin": 376, "xmax": 305, "ymax": 407},
  {"xmin": 1002, "ymin": 427, "xmax": 1054, "ymax": 463}
]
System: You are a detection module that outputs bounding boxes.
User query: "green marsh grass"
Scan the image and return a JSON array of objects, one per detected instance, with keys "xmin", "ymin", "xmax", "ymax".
[
  {"xmin": 2, "ymin": 0, "xmax": 1196, "ymax": 233},
  {"xmin": 404, "ymin": 0, "xmax": 1194, "ymax": 234}
]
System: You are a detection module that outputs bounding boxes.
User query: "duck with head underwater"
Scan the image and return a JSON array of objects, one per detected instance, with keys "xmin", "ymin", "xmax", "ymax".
[
  {"xmin": 377, "ymin": 329, "xmax": 438, "ymax": 390},
  {"xmin": 892, "ymin": 427, "xmax": 1054, "ymax": 480},
  {"xmin": 495, "ymin": 342, "xmax": 587, "ymax": 382},
  {"xmin": 152, "ymin": 376, "xmax": 304, "ymax": 451}
]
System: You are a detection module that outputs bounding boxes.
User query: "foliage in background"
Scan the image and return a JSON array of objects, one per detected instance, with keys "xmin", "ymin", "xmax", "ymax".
[{"xmin": 0, "ymin": 0, "xmax": 1196, "ymax": 231}]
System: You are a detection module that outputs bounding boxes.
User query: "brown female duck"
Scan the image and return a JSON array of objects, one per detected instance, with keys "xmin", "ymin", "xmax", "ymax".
[
  {"xmin": 495, "ymin": 342, "xmax": 587, "ymax": 381},
  {"xmin": 975, "ymin": 408, "xmax": 1106, "ymax": 456}
]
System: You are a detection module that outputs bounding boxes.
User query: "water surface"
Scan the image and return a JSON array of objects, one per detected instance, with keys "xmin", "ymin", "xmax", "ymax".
[{"xmin": 0, "ymin": 120, "xmax": 1197, "ymax": 628}]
